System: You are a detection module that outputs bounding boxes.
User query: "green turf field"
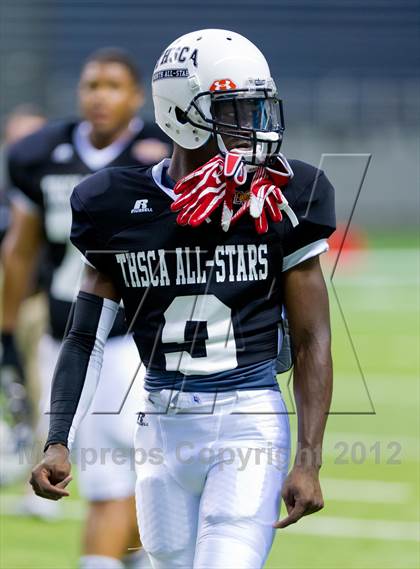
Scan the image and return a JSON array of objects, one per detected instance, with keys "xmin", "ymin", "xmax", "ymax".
[{"xmin": 1, "ymin": 233, "xmax": 419, "ymax": 569}]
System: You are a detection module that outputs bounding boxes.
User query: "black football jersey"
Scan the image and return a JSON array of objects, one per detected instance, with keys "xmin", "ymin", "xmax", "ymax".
[
  {"xmin": 7, "ymin": 119, "xmax": 170, "ymax": 339},
  {"xmin": 70, "ymin": 158, "xmax": 335, "ymax": 389}
]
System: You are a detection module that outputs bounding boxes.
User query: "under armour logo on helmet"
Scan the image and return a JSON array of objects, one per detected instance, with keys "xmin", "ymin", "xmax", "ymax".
[{"xmin": 209, "ymin": 78, "xmax": 237, "ymax": 91}]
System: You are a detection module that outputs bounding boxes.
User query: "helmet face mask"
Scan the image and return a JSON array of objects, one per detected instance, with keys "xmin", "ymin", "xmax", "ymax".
[
  {"xmin": 152, "ymin": 29, "xmax": 285, "ymax": 165},
  {"xmin": 183, "ymin": 87, "xmax": 285, "ymax": 166}
]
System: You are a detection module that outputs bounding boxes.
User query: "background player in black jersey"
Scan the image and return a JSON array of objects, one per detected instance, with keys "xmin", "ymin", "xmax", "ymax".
[
  {"xmin": 0, "ymin": 104, "xmax": 47, "ymax": 245},
  {"xmin": 0, "ymin": 104, "xmax": 47, "ymax": 487},
  {"xmin": 2, "ymin": 48, "xmax": 169, "ymax": 569},
  {"xmin": 30, "ymin": 30, "xmax": 334, "ymax": 569}
]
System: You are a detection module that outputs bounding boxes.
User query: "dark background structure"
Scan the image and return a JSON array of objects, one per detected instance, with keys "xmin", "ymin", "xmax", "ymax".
[{"xmin": 2, "ymin": 0, "xmax": 418, "ymax": 226}]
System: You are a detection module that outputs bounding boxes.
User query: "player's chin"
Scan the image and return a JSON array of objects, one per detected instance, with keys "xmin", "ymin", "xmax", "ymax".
[
  {"xmin": 87, "ymin": 116, "xmax": 119, "ymax": 136},
  {"xmin": 224, "ymin": 139, "xmax": 253, "ymax": 154},
  {"xmin": 90, "ymin": 121, "xmax": 114, "ymax": 135},
  {"xmin": 219, "ymin": 132, "xmax": 252, "ymax": 152}
]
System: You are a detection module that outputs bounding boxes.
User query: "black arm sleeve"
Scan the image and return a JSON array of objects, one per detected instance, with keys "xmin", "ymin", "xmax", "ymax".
[{"xmin": 44, "ymin": 291, "xmax": 118, "ymax": 451}]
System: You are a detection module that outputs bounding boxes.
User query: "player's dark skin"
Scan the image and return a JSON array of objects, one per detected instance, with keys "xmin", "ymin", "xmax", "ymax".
[{"xmin": 31, "ymin": 137, "xmax": 333, "ymax": 529}]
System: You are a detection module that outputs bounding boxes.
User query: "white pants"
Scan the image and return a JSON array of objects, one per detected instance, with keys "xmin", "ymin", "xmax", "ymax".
[
  {"xmin": 134, "ymin": 388, "xmax": 291, "ymax": 569},
  {"xmin": 39, "ymin": 334, "xmax": 143, "ymax": 501}
]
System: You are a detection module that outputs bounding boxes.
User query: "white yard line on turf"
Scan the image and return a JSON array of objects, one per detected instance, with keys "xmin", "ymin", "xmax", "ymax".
[
  {"xmin": 3, "ymin": 494, "xmax": 418, "ymax": 543},
  {"xmin": 328, "ymin": 374, "xmax": 420, "ymax": 409},
  {"xmin": 322, "ymin": 478, "xmax": 413, "ymax": 503},
  {"xmin": 285, "ymin": 515, "xmax": 420, "ymax": 542}
]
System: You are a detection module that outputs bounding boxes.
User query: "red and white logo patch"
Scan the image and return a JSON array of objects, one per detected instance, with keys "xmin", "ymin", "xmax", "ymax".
[{"xmin": 209, "ymin": 78, "xmax": 237, "ymax": 91}]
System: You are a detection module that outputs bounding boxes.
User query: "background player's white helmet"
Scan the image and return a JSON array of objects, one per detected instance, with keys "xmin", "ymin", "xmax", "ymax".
[{"xmin": 152, "ymin": 29, "xmax": 285, "ymax": 165}]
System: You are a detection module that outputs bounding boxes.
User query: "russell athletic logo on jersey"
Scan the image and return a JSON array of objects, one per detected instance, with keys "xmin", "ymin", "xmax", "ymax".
[
  {"xmin": 115, "ymin": 244, "xmax": 269, "ymax": 288},
  {"xmin": 137, "ymin": 412, "xmax": 149, "ymax": 427},
  {"xmin": 131, "ymin": 199, "xmax": 153, "ymax": 214}
]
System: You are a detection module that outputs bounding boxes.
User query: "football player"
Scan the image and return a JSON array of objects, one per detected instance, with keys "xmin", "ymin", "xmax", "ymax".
[
  {"xmin": 0, "ymin": 104, "xmax": 47, "ymax": 486},
  {"xmin": 30, "ymin": 30, "xmax": 335, "ymax": 569},
  {"xmin": 2, "ymin": 48, "xmax": 169, "ymax": 568}
]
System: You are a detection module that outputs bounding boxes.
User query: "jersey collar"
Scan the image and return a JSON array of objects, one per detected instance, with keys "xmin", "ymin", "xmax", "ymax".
[
  {"xmin": 73, "ymin": 117, "xmax": 144, "ymax": 171},
  {"xmin": 151, "ymin": 159, "xmax": 176, "ymax": 200}
]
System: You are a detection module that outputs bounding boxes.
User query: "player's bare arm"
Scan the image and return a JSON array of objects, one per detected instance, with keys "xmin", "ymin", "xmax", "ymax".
[
  {"xmin": 78, "ymin": 263, "xmax": 121, "ymax": 301},
  {"xmin": 275, "ymin": 255, "xmax": 332, "ymax": 528},
  {"xmin": 1, "ymin": 202, "xmax": 43, "ymax": 389},
  {"xmin": 30, "ymin": 265, "xmax": 120, "ymax": 500},
  {"xmin": 1, "ymin": 203, "xmax": 42, "ymax": 332}
]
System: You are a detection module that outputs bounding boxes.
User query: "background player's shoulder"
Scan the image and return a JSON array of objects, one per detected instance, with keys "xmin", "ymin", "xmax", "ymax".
[
  {"xmin": 135, "ymin": 121, "xmax": 170, "ymax": 143},
  {"xmin": 7, "ymin": 119, "xmax": 77, "ymax": 168},
  {"xmin": 129, "ymin": 121, "xmax": 171, "ymax": 164}
]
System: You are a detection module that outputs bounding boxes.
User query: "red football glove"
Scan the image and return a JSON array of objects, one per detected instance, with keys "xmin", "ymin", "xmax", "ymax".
[
  {"xmin": 170, "ymin": 152, "xmax": 246, "ymax": 229},
  {"xmin": 170, "ymin": 155, "xmax": 224, "ymax": 227},
  {"xmin": 171, "ymin": 152, "xmax": 298, "ymax": 234},
  {"xmin": 231, "ymin": 155, "xmax": 298, "ymax": 234}
]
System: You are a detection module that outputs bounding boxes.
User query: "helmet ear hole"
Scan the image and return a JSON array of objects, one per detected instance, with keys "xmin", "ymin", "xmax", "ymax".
[{"xmin": 175, "ymin": 107, "xmax": 188, "ymax": 124}]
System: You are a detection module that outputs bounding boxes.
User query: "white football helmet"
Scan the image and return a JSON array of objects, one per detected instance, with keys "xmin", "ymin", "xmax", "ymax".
[{"xmin": 152, "ymin": 29, "xmax": 284, "ymax": 165}]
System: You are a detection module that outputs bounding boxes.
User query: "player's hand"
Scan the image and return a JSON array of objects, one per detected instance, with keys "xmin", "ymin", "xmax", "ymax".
[
  {"xmin": 30, "ymin": 444, "xmax": 72, "ymax": 500},
  {"xmin": 274, "ymin": 465, "xmax": 324, "ymax": 529}
]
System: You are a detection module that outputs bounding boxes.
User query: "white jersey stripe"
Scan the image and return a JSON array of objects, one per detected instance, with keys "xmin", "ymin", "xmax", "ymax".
[
  {"xmin": 282, "ymin": 238, "xmax": 329, "ymax": 272},
  {"xmin": 67, "ymin": 297, "xmax": 119, "ymax": 449}
]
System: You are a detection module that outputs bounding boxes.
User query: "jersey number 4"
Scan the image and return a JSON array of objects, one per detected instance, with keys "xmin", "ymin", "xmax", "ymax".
[{"xmin": 162, "ymin": 294, "xmax": 238, "ymax": 376}]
